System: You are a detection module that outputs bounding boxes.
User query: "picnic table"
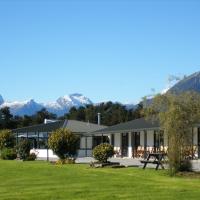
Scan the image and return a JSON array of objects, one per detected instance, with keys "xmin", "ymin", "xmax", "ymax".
[{"xmin": 140, "ymin": 153, "xmax": 166, "ymax": 170}]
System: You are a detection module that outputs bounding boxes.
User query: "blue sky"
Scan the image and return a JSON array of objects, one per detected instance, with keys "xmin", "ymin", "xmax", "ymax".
[{"xmin": 0, "ymin": 0, "xmax": 200, "ymax": 103}]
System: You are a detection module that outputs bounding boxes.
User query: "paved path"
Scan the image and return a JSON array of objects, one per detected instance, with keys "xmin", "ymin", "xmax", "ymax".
[
  {"xmin": 38, "ymin": 156, "xmax": 200, "ymax": 171},
  {"xmin": 76, "ymin": 157, "xmax": 200, "ymax": 171},
  {"xmin": 76, "ymin": 157, "xmax": 160, "ymax": 169}
]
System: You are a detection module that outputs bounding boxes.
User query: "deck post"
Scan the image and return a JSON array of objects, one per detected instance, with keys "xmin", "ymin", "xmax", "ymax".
[
  {"xmin": 37, "ymin": 132, "xmax": 40, "ymax": 149},
  {"xmin": 192, "ymin": 128, "xmax": 194, "ymax": 160},
  {"xmin": 85, "ymin": 137, "xmax": 87, "ymax": 157},
  {"xmin": 16, "ymin": 132, "xmax": 18, "ymax": 145},
  {"xmin": 144, "ymin": 130, "xmax": 147, "ymax": 159},
  {"xmin": 47, "ymin": 133, "xmax": 49, "ymax": 162}
]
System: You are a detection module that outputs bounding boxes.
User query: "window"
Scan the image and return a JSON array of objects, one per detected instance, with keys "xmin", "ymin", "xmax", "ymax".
[
  {"xmin": 135, "ymin": 132, "xmax": 140, "ymax": 147},
  {"xmin": 92, "ymin": 136, "xmax": 109, "ymax": 148},
  {"xmin": 131, "ymin": 132, "xmax": 140, "ymax": 149},
  {"xmin": 111, "ymin": 134, "xmax": 115, "ymax": 146}
]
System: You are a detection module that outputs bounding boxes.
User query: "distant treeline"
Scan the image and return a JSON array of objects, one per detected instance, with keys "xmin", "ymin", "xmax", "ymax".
[{"xmin": 0, "ymin": 102, "xmax": 144, "ymax": 129}]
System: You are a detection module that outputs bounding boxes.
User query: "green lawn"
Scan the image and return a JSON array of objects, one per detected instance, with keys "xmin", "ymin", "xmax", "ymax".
[{"xmin": 0, "ymin": 160, "xmax": 200, "ymax": 200}]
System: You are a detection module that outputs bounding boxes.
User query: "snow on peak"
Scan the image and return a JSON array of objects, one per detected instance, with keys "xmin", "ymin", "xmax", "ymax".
[
  {"xmin": 57, "ymin": 93, "xmax": 93, "ymax": 108},
  {"xmin": 0, "ymin": 93, "xmax": 93, "ymax": 117},
  {"xmin": 0, "ymin": 98, "xmax": 43, "ymax": 116}
]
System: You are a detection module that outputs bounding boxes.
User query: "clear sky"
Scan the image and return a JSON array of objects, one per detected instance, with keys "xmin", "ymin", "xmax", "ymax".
[{"xmin": 0, "ymin": 0, "xmax": 200, "ymax": 103}]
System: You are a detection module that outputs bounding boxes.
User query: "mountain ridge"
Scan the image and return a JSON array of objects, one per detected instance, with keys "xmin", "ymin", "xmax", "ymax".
[
  {"xmin": 168, "ymin": 71, "xmax": 200, "ymax": 94},
  {"xmin": 0, "ymin": 94, "xmax": 93, "ymax": 117},
  {"xmin": 1, "ymin": 71, "xmax": 200, "ymax": 117}
]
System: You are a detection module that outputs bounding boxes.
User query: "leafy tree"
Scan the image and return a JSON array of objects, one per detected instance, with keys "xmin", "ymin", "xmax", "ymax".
[
  {"xmin": 0, "ymin": 130, "xmax": 15, "ymax": 150},
  {"xmin": 143, "ymin": 91, "xmax": 200, "ymax": 175},
  {"xmin": 22, "ymin": 115, "xmax": 33, "ymax": 127},
  {"xmin": 33, "ymin": 108, "xmax": 57, "ymax": 124},
  {"xmin": 48, "ymin": 128, "xmax": 80, "ymax": 160},
  {"xmin": 0, "ymin": 107, "xmax": 15, "ymax": 129},
  {"xmin": 66, "ymin": 102, "xmax": 143, "ymax": 126}
]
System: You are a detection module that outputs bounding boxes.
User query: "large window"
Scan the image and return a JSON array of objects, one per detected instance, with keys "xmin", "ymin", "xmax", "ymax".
[
  {"xmin": 131, "ymin": 132, "xmax": 140, "ymax": 149},
  {"xmin": 92, "ymin": 136, "xmax": 110, "ymax": 149}
]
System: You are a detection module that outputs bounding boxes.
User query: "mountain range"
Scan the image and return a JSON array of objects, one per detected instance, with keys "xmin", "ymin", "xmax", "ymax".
[
  {"xmin": 0, "ymin": 93, "xmax": 93, "ymax": 117},
  {"xmin": 1, "ymin": 71, "xmax": 200, "ymax": 117}
]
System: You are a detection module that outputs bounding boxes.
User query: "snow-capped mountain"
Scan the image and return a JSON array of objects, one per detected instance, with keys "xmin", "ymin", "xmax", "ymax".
[
  {"xmin": 0, "ymin": 94, "xmax": 93, "ymax": 117},
  {"xmin": 0, "ymin": 99, "xmax": 43, "ymax": 116},
  {"xmin": 56, "ymin": 93, "xmax": 93, "ymax": 108},
  {"xmin": 168, "ymin": 72, "xmax": 200, "ymax": 94},
  {"xmin": 44, "ymin": 93, "xmax": 93, "ymax": 116}
]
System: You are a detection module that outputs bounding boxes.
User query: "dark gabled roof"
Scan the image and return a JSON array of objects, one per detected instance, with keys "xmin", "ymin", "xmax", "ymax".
[
  {"xmin": 12, "ymin": 120, "xmax": 107, "ymax": 134},
  {"xmin": 64, "ymin": 120, "xmax": 107, "ymax": 133},
  {"xmin": 93, "ymin": 118, "xmax": 160, "ymax": 134},
  {"xmin": 12, "ymin": 120, "xmax": 65, "ymax": 133}
]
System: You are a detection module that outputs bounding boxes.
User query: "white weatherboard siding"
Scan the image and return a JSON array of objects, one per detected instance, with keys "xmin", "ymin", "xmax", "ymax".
[
  {"xmin": 113, "ymin": 133, "xmax": 121, "ymax": 157},
  {"xmin": 140, "ymin": 131, "xmax": 144, "ymax": 146},
  {"xmin": 147, "ymin": 130, "xmax": 154, "ymax": 147}
]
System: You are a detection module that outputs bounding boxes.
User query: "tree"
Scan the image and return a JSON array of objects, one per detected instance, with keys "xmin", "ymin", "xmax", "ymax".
[
  {"xmin": 48, "ymin": 128, "xmax": 80, "ymax": 160},
  {"xmin": 0, "ymin": 107, "xmax": 14, "ymax": 129},
  {"xmin": 33, "ymin": 108, "xmax": 57, "ymax": 124},
  {"xmin": 0, "ymin": 129, "xmax": 15, "ymax": 150},
  {"xmin": 143, "ymin": 91, "xmax": 200, "ymax": 175},
  {"xmin": 22, "ymin": 115, "xmax": 33, "ymax": 127}
]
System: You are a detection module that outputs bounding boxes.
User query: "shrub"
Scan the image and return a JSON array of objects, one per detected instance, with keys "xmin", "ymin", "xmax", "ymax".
[
  {"xmin": 48, "ymin": 128, "xmax": 80, "ymax": 160},
  {"xmin": 179, "ymin": 160, "xmax": 192, "ymax": 172},
  {"xmin": 0, "ymin": 130, "xmax": 15, "ymax": 150},
  {"xmin": 17, "ymin": 139, "xmax": 31, "ymax": 160},
  {"xmin": 26, "ymin": 153, "xmax": 37, "ymax": 161},
  {"xmin": 55, "ymin": 158, "xmax": 75, "ymax": 165},
  {"xmin": 1, "ymin": 148, "xmax": 17, "ymax": 160},
  {"xmin": 93, "ymin": 143, "xmax": 115, "ymax": 163}
]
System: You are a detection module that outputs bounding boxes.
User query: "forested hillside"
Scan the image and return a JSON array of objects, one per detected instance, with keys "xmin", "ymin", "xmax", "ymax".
[{"xmin": 0, "ymin": 102, "xmax": 143, "ymax": 129}]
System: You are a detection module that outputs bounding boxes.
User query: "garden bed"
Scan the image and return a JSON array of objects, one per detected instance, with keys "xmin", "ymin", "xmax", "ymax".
[{"xmin": 90, "ymin": 161, "xmax": 122, "ymax": 168}]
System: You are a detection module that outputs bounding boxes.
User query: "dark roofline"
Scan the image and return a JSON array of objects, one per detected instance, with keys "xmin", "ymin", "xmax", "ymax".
[
  {"xmin": 92, "ymin": 118, "xmax": 160, "ymax": 134},
  {"xmin": 12, "ymin": 120, "xmax": 66, "ymax": 133},
  {"xmin": 12, "ymin": 119, "xmax": 107, "ymax": 134}
]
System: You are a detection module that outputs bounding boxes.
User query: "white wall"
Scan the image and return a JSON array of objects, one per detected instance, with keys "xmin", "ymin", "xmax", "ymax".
[
  {"xmin": 30, "ymin": 149, "xmax": 58, "ymax": 160},
  {"xmin": 140, "ymin": 131, "xmax": 144, "ymax": 146},
  {"xmin": 147, "ymin": 130, "xmax": 154, "ymax": 147}
]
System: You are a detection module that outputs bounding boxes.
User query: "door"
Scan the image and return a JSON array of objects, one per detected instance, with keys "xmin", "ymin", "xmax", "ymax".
[
  {"xmin": 121, "ymin": 133, "xmax": 129, "ymax": 157},
  {"xmin": 131, "ymin": 132, "xmax": 140, "ymax": 158}
]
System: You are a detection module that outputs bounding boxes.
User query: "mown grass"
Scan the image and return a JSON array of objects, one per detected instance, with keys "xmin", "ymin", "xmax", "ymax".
[{"xmin": 0, "ymin": 160, "xmax": 200, "ymax": 200}]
